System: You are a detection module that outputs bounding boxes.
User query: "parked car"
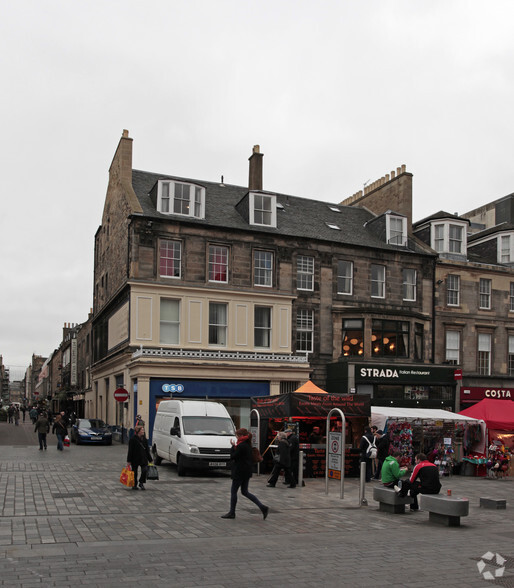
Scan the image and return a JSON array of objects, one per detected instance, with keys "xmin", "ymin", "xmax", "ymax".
[{"xmin": 70, "ymin": 418, "xmax": 112, "ymax": 445}]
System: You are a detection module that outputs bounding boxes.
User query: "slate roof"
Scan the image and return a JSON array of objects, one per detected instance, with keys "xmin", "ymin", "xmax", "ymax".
[
  {"xmin": 468, "ymin": 222, "xmax": 514, "ymax": 243},
  {"xmin": 414, "ymin": 210, "xmax": 470, "ymax": 227},
  {"xmin": 131, "ymin": 169, "xmax": 433, "ymax": 255}
]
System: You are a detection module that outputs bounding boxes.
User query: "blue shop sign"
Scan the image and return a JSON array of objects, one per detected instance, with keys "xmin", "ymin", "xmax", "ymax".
[{"xmin": 150, "ymin": 379, "xmax": 270, "ymax": 398}]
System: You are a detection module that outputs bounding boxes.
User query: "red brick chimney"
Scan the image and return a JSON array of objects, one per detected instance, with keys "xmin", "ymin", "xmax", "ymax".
[{"xmin": 248, "ymin": 145, "xmax": 263, "ymax": 191}]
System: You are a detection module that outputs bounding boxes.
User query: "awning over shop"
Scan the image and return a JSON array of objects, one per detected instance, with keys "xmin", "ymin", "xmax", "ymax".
[{"xmin": 251, "ymin": 392, "xmax": 370, "ymax": 419}]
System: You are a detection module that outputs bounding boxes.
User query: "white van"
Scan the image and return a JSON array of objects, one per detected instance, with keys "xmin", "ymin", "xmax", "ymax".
[{"xmin": 151, "ymin": 400, "xmax": 236, "ymax": 476}]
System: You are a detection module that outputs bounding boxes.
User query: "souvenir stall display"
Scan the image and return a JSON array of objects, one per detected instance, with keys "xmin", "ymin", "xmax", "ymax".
[
  {"xmin": 251, "ymin": 390, "xmax": 371, "ymax": 478},
  {"xmin": 486, "ymin": 440, "xmax": 511, "ymax": 479},
  {"xmin": 371, "ymin": 406, "xmax": 485, "ymax": 472},
  {"xmin": 387, "ymin": 421, "xmax": 413, "ymax": 468}
]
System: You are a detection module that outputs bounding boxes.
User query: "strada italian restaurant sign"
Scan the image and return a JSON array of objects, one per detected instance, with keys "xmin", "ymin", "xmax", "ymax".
[
  {"xmin": 461, "ymin": 387, "xmax": 513, "ymax": 402},
  {"xmin": 355, "ymin": 364, "xmax": 455, "ymax": 384}
]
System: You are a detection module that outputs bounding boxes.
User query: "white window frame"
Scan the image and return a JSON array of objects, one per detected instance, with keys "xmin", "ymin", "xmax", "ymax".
[
  {"xmin": 510, "ymin": 283, "xmax": 514, "ymax": 312},
  {"xmin": 497, "ymin": 233, "xmax": 514, "ymax": 263},
  {"xmin": 208, "ymin": 245, "xmax": 229, "ymax": 283},
  {"xmin": 159, "ymin": 240, "xmax": 181, "ymax": 279},
  {"xmin": 386, "ymin": 215, "xmax": 407, "ymax": 246},
  {"xmin": 296, "ymin": 309, "xmax": 313, "ymax": 353},
  {"xmin": 254, "ymin": 250, "xmax": 273, "ymax": 287},
  {"xmin": 447, "ymin": 274, "xmax": 460, "ymax": 306},
  {"xmin": 254, "ymin": 306, "xmax": 272, "ymax": 348},
  {"xmin": 337, "ymin": 261, "xmax": 353, "ymax": 295},
  {"xmin": 157, "ymin": 180, "xmax": 205, "ymax": 219},
  {"xmin": 249, "ymin": 192, "xmax": 277, "ymax": 227},
  {"xmin": 478, "ymin": 333, "xmax": 491, "ymax": 375},
  {"xmin": 479, "ymin": 278, "xmax": 491, "ymax": 309},
  {"xmin": 402, "ymin": 268, "xmax": 416, "ymax": 301},
  {"xmin": 159, "ymin": 299, "xmax": 180, "ymax": 345},
  {"xmin": 445, "ymin": 330, "xmax": 460, "ymax": 365},
  {"xmin": 208, "ymin": 302, "xmax": 228, "ymax": 347},
  {"xmin": 297, "ymin": 256, "xmax": 314, "ymax": 291},
  {"xmin": 431, "ymin": 221, "xmax": 467, "ymax": 255},
  {"xmin": 371, "ymin": 264, "xmax": 385, "ymax": 298}
]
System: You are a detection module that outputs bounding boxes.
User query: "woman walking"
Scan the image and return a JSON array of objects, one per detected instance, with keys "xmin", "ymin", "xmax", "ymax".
[
  {"xmin": 127, "ymin": 425, "xmax": 152, "ymax": 490},
  {"xmin": 52, "ymin": 414, "xmax": 68, "ymax": 451},
  {"xmin": 221, "ymin": 428, "xmax": 269, "ymax": 520}
]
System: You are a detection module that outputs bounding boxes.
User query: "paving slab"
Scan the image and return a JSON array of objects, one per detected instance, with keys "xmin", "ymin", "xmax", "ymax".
[{"xmin": 1, "ymin": 421, "xmax": 514, "ymax": 586}]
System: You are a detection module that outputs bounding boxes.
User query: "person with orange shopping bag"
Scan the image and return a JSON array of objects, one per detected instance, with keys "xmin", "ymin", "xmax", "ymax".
[{"xmin": 127, "ymin": 425, "xmax": 152, "ymax": 490}]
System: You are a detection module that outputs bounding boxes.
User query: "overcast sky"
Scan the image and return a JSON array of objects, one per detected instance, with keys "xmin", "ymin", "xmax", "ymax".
[{"xmin": 1, "ymin": 0, "xmax": 513, "ymax": 378}]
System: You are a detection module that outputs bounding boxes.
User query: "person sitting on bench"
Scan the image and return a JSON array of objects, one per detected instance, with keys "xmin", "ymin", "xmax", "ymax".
[
  {"xmin": 380, "ymin": 450, "xmax": 407, "ymax": 488},
  {"xmin": 396, "ymin": 453, "xmax": 441, "ymax": 511}
]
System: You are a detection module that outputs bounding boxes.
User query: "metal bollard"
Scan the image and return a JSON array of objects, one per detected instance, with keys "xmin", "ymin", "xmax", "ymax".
[
  {"xmin": 298, "ymin": 451, "xmax": 304, "ymax": 488},
  {"xmin": 359, "ymin": 461, "xmax": 368, "ymax": 506}
]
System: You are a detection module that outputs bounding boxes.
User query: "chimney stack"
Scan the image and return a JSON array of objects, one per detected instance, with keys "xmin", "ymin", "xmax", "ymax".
[{"xmin": 248, "ymin": 145, "xmax": 263, "ymax": 191}]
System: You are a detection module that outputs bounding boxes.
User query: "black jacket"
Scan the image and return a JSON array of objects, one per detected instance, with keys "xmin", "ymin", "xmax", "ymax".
[
  {"xmin": 229, "ymin": 438, "xmax": 253, "ymax": 481},
  {"xmin": 376, "ymin": 434, "xmax": 390, "ymax": 460},
  {"xmin": 127, "ymin": 435, "xmax": 152, "ymax": 467},
  {"xmin": 360, "ymin": 432, "xmax": 375, "ymax": 461},
  {"xmin": 276, "ymin": 438, "xmax": 291, "ymax": 467},
  {"xmin": 288, "ymin": 433, "xmax": 299, "ymax": 463},
  {"xmin": 52, "ymin": 420, "xmax": 68, "ymax": 437}
]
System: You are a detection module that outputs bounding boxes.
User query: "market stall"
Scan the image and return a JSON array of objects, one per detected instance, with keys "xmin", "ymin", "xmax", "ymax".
[
  {"xmin": 371, "ymin": 406, "xmax": 485, "ymax": 475},
  {"xmin": 460, "ymin": 399, "xmax": 514, "ymax": 477},
  {"xmin": 251, "ymin": 390, "xmax": 371, "ymax": 478}
]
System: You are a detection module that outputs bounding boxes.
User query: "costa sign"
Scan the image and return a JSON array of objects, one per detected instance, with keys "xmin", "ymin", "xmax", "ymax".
[{"xmin": 461, "ymin": 387, "xmax": 513, "ymax": 401}]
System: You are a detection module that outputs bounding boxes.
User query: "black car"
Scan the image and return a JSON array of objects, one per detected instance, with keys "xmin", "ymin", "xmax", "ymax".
[{"xmin": 71, "ymin": 418, "xmax": 112, "ymax": 445}]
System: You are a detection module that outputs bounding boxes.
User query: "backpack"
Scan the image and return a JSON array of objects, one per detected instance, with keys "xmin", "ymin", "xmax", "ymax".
[
  {"xmin": 251, "ymin": 446, "xmax": 263, "ymax": 463},
  {"xmin": 364, "ymin": 435, "xmax": 377, "ymax": 459}
]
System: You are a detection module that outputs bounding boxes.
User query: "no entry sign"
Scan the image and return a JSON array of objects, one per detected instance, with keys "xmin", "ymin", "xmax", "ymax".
[{"xmin": 114, "ymin": 388, "xmax": 129, "ymax": 402}]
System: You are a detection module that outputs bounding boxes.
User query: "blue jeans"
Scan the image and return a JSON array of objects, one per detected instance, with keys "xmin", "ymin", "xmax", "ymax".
[
  {"xmin": 229, "ymin": 478, "xmax": 265, "ymax": 514},
  {"xmin": 56, "ymin": 434, "xmax": 64, "ymax": 450}
]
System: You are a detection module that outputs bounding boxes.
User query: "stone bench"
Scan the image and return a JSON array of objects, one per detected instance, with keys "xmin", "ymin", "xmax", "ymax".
[
  {"xmin": 373, "ymin": 486, "xmax": 414, "ymax": 513},
  {"xmin": 480, "ymin": 497, "xmax": 507, "ymax": 509},
  {"xmin": 420, "ymin": 494, "xmax": 469, "ymax": 527}
]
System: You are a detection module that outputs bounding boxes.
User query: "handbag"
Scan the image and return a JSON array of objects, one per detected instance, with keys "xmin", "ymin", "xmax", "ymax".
[
  {"xmin": 63, "ymin": 435, "xmax": 70, "ymax": 448},
  {"xmin": 147, "ymin": 464, "xmax": 159, "ymax": 480},
  {"xmin": 252, "ymin": 447, "xmax": 263, "ymax": 464},
  {"xmin": 120, "ymin": 466, "xmax": 135, "ymax": 487}
]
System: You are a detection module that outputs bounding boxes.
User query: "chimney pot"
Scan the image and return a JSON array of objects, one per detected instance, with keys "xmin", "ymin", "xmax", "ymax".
[
  {"xmin": 122, "ymin": 129, "xmax": 129, "ymax": 138},
  {"xmin": 248, "ymin": 145, "xmax": 264, "ymax": 191}
]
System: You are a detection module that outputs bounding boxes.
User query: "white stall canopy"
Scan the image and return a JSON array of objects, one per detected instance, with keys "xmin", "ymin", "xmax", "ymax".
[{"xmin": 371, "ymin": 406, "xmax": 486, "ymax": 454}]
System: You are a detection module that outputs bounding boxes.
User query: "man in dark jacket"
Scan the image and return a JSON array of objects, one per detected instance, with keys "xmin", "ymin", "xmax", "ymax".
[
  {"xmin": 34, "ymin": 412, "xmax": 50, "ymax": 450},
  {"xmin": 285, "ymin": 428, "xmax": 299, "ymax": 488},
  {"xmin": 360, "ymin": 426, "xmax": 375, "ymax": 482},
  {"xmin": 266, "ymin": 432, "xmax": 292, "ymax": 488},
  {"xmin": 397, "ymin": 453, "xmax": 442, "ymax": 510},
  {"xmin": 373, "ymin": 430, "xmax": 390, "ymax": 480}
]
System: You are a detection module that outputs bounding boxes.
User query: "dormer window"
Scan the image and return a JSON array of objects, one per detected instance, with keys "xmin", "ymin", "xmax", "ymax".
[
  {"xmin": 249, "ymin": 192, "xmax": 277, "ymax": 227},
  {"xmin": 499, "ymin": 234, "xmax": 514, "ymax": 263},
  {"xmin": 158, "ymin": 180, "xmax": 205, "ymax": 219},
  {"xmin": 386, "ymin": 215, "xmax": 407, "ymax": 246},
  {"xmin": 431, "ymin": 221, "xmax": 467, "ymax": 257}
]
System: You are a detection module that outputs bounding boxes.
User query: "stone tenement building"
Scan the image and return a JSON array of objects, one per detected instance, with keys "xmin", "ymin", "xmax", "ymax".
[{"xmin": 89, "ymin": 130, "xmax": 456, "ymax": 435}]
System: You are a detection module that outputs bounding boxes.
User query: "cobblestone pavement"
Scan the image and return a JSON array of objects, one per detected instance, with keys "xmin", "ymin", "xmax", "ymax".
[{"xmin": 1, "ymin": 421, "xmax": 514, "ymax": 587}]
